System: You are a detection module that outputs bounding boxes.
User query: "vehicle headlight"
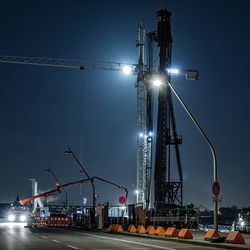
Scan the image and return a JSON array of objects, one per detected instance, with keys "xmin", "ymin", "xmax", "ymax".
[
  {"xmin": 8, "ymin": 214, "xmax": 15, "ymax": 221},
  {"xmin": 19, "ymin": 215, "xmax": 26, "ymax": 222}
]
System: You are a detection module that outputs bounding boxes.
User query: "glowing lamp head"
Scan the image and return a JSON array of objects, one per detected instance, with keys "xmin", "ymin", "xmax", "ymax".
[
  {"xmin": 167, "ymin": 68, "xmax": 179, "ymax": 74},
  {"xmin": 139, "ymin": 133, "xmax": 143, "ymax": 137},
  {"xmin": 153, "ymin": 79, "xmax": 162, "ymax": 87},
  {"xmin": 148, "ymin": 131, "xmax": 153, "ymax": 137},
  {"xmin": 122, "ymin": 65, "xmax": 132, "ymax": 75}
]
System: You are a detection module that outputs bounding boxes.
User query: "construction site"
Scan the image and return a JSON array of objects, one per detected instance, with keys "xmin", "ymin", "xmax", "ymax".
[
  {"xmin": 0, "ymin": 2, "xmax": 249, "ymax": 249},
  {"xmin": 0, "ymin": 7, "xmax": 204, "ymax": 230}
]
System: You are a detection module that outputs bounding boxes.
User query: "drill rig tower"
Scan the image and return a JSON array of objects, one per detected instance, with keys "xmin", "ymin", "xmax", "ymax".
[{"xmin": 154, "ymin": 9, "xmax": 183, "ymax": 207}]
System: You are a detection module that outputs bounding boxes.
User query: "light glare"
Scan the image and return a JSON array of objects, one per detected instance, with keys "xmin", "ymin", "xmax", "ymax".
[
  {"xmin": 8, "ymin": 214, "xmax": 15, "ymax": 221},
  {"xmin": 122, "ymin": 65, "xmax": 132, "ymax": 75},
  {"xmin": 167, "ymin": 68, "xmax": 179, "ymax": 74},
  {"xmin": 153, "ymin": 79, "xmax": 162, "ymax": 86},
  {"xmin": 20, "ymin": 215, "xmax": 26, "ymax": 222}
]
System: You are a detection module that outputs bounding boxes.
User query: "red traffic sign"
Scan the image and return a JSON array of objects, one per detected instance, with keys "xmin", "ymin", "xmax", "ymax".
[
  {"xmin": 118, "ymin": 196, "xmax": 126, "ymax": 204},
  {"xmin": 212, "ymin": 181, "xmax": 220, "ymax": 196}
]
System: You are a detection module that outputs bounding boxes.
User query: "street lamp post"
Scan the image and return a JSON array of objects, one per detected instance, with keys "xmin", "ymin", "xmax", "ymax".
[
  {"xmin": 45, "ymin": 166, "xmax": 68, "ymax": 208},
  {"xmin": 165, "ymin": 79, "xmax": 218, "ymax": 231},
  {"xmin": 64, "ymin": 146, "xmax": 96, "ymax": 209}
]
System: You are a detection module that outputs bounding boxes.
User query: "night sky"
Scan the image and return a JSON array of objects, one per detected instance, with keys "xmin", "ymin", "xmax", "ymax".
[{"xmin": 0, "ymin": 0, "xmax": 250, "ymax": 209}]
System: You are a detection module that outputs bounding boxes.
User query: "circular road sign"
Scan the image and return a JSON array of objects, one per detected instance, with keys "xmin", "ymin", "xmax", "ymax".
[
  {"xmin": 212, "ymin": 181, "xmax": 220, "ymax": 196},
  {"xmin": 118, "ymin": 196, "xmax": 126, "ymax": 204}
]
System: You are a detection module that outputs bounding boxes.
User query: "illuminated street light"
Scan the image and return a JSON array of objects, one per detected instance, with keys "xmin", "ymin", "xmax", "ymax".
[
  {"xmin": 153, "ymin": 79, "xmax": 162, "ymax": 86},
  {"xmin": 148, "ymin": 131, "xmax": 153, "ymax": 137},
  {"xmin": 167, "ymin": 68, "xmax": 179, "ymax": 74},
  {"xmin": 122, "ymin": 65, "xmax": 132, "ymax": 75},
  {"xmin": 167, "ymin": 79, "xmax": 218, "ymax": 231},
  {"xmin": 139, "ymin": 133, "xmax": 143, "ymax": 137}
]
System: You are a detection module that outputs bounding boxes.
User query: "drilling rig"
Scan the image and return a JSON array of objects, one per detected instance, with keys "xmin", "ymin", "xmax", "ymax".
[{"xmin": 135, "ymin": 9, "xmax": 183, "ymax": 210}]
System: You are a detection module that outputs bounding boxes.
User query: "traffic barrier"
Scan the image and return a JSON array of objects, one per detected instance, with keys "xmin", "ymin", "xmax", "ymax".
[
  {"xmin": 116, "ymin": 225, "xmax": 124, "ymax": 232},
  {"xmin": 178, "ymin": 228, "xmax": 193, "ymax": 239},
  {"xmin": 146, "ymin": 225, "xmax": 156, "ymax": 235},
  {"xmin": 34, "ymin": 217, "xmax": 49, "ymax": 227},
  {"xmin": 48, "ymin": 217, "xmax": 69, "ymax": 227},
  {"xmin": 108, "ymin": 224, "xmax": 117, "ymax": 232},
  {"xmin": 108, "ymin": 224, "xmax": 113, "ymax": 232},
  {"xmin": 136, "ymin": 225, "xmax": 146, "ymax": 234},
  {"xmin": 127, "ymin": 225, "xmax": 137, "ymax": 233},
  {"xmin": 226, "ymin": 231, "xmax": 245, "ymax": 244},
  {"xmin": 204, "ymin": 229, "xmax": 219, "ymax": 241},
  {"xmin": 155, "ymin": 226, "xmax": 165, "ymax": 236},
  {"xmin": 165, "ymin": 227, "xmax": 179, "ymax": 237}
]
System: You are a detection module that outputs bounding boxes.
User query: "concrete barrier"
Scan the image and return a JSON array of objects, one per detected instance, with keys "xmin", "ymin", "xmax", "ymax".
[
  {"xmin": 165, "ymin": 227, "xmax": 179, "ymax": 237},
  {"xmin": 127, "ymin": 225, "xmax": 137, "ymax": 233},
  {"xmin": 155, "ymin": 226, "xmax": 165, "ymax": 236},
  {"xmin": 146, "ymin": 225, "xmax": 156, "ymax": 235},
  {"xmin": 178, "ymin": 228, "xmax": 193, "ymax": 239},
  {"xmin": 226, "ymin": 231, "xmax": 245, "ymax": 244},
  {"xmin": 204, "ymin": 229, "xmax": 219, "ymax": 241},
  {"xmin": 136, "ymin": 225, "xmax": 146, "ymax": 234},
  {"xmin": 116, "ymin": 225, "xmax": 124, "ymax": 232}
]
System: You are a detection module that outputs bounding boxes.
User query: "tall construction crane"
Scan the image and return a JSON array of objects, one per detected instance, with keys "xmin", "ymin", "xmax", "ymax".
[
  {"xmin": 0, "ymin": 53, "xmax": 153, "ymax": 208},
  {"xmin": 0, "ymin": 12, "xmax": 197, "ymax": 210}
]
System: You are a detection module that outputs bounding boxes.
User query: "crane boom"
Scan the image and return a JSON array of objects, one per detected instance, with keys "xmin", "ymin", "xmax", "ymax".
[
  {"xmin": 0, "ymin": 55, "xmax": 137, "ymax": 71},
  {"xmin": 21, "ymin": 176, "xmax": 128, "ymax": 204}
]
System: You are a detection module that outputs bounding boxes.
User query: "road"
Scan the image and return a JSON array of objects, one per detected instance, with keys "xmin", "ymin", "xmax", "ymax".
[{"xmin": 0, "ymin": 222, "xmax": 230, "ymax": 249}]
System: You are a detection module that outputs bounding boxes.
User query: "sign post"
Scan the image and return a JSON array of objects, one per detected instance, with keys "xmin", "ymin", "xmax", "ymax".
[{"xmin": 118, "ymin": 196, "xmax": 126, "ymax": 205}]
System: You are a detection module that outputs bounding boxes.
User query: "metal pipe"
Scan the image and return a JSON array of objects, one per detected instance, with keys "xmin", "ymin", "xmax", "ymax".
[{"xmin": 167, "ymin": 80, "xmax": 218, "ymax": 231}]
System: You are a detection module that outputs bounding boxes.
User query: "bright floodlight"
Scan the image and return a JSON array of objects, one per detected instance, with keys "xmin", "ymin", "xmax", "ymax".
[
  {"xmin": 167, "ymin": 68, "xmax": 179, "ymax": 74},
  {"xmin": 135, "ymin": 190, "xmax": 139, "ymax": 194},
  {"xmin": 148, "ymin": 131, "xmax": 153, "ymax": 137},
  {"xmin": 139, "ymin": 133, "xmax": 143, "ymax": 137},
  {"xmin": 122, "ymin": 65, "xmax": 132, "ymax": 75},
  {"xmin": 8, "ymin": 214, "xmax": 15, "ymax": 221},
  {"xmin": 153, "ymin": 79, "xmax": 162, "ymax": 87}
]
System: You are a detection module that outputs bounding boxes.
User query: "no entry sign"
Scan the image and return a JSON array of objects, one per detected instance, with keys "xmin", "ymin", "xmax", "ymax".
[
  {"xmin": 212, "ymin": 181, "xmax": 220, "ymax": 196},
  {"xmin": 118, "ymin": 196, "xmax": 126, "ymax": 204}
]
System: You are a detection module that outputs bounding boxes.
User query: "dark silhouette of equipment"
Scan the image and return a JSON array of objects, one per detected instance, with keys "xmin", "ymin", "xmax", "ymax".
[{"xmin": 152, "ymin": 9, "xmax": 183, "ymax": 207}]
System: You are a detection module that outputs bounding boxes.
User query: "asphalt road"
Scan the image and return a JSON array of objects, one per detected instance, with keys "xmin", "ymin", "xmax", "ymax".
[{"xmin": 0, "ymin": 222, "xmax": 230, "ymax": 249}]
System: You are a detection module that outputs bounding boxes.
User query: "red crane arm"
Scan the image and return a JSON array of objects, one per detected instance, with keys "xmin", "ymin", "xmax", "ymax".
[
  {"xmin": 92, "ymin": 176, "xmax": 128, "ymax": 200},
  {"xmin": 21, "ymin": 176, "xmax": 128, "ymax": 204}
]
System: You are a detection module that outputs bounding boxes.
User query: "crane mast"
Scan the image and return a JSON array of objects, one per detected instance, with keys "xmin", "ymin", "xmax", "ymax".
[{"xmin": 135, "ymin": 21, "xmax": 147, "ymax": 207}]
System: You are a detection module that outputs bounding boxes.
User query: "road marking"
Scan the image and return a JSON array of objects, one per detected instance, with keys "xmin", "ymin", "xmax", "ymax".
[
  {"xmin": 67, "ymin": 245, "xmax": 79, "ymax": 249},
  {"xmin": 52, "ymin": 239, "xmax": 61, "ymax": 243},
  {"xmin": 80, "ymin": 233, "xmax": 176, "ymax": 250},
  {"xmin": 41, "ymin": 236, "xmax": 48, "ymax": 239}
]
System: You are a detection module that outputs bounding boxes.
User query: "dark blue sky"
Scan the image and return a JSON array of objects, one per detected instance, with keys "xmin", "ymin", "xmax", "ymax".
[{"xmin": 0, "ymin": 0, "xmax": 250, "ymax": 209}]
